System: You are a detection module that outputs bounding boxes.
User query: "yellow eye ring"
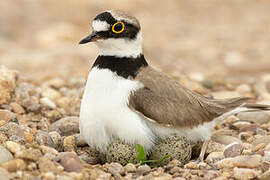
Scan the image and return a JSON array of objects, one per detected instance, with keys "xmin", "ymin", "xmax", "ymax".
[{"xmin": 112, "ymin": 21, "xmax": 125, "ymax": 34}]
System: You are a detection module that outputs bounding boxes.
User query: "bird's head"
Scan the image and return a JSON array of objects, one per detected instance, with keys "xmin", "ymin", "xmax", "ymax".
[{"xmin": 79, "ymin": 10, "xmax": 142, "ymax": 58}]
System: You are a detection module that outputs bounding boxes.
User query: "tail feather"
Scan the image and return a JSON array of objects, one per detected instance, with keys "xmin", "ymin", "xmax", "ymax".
[{"xmin": 213, "ymin": 97, "xmax": 270, "ymax": 123}]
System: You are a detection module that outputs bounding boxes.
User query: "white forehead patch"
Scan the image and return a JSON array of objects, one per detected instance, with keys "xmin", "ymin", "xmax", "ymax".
[{"xmin": 92, "ymin": 20, "xmax": 110, "ymax": 32}]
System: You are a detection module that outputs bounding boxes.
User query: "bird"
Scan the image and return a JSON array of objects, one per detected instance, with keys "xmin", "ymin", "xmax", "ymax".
[{"xmin": 79, "ymin": 10, "xmax": 270, "ymax": 161}]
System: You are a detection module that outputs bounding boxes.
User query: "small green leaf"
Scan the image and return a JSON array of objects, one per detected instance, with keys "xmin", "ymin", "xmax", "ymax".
[
  {"xmin": 142, "ymin": 154, "xmax": 170, "ymax": 164},
  {"xmin": 136, "ymin": 144, "xmax": 147, "ymax": 163},
  {"xmin": 135, "ymin": 144, "xmax": 170, "ymax": 166}
]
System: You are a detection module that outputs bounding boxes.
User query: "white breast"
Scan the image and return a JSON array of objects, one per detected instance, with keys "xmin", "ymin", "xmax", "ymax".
[{"xmin": 79, "ymin": 67, "xmax": 155, "ymax": 153}]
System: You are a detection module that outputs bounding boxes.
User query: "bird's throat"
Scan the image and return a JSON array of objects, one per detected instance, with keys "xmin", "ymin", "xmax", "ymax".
[{"xmin": 92, "ymin": 55, "xmax": 148, "ymax": 79}]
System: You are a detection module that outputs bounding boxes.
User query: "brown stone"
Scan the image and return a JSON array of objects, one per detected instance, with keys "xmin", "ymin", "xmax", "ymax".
[
  {"xmin": 233, "ymin": 167, "xmax": 259, "ymax": 180},
  {"xmin": 10, "ymin": 102, "xmax": 25, "ymax": 114},
  {"xmin": 63, "ymin": 136, "xmax": 76, "ymax": 152},
  {"xmin": 38, "ymin": 157, "xmax": 62, "ymax": 173},
  {"xmin": 15, "ymin": 148, "xmax": 42, "ymax": 161},
  {"xmin": 1, "ymin": 159, "xmax": 26, "ymax": 172},
  {"xmin": 49, "ymin": 116, "xmax": 79, "ymax": 136},
  {"xmin": 56, "ymin": 152, "xmax": 83, "ymax": 172}
]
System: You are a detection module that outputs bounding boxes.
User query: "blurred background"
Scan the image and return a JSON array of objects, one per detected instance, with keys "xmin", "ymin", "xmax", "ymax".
[{"xmin": 1, "ymin": 0, "xmax": 270, "ymax": 83}]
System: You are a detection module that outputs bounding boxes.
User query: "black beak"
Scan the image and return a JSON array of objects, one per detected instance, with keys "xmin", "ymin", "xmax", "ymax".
[{"xmin": 79, "ymin": 31, "xmax": 99, "ymax": 44}]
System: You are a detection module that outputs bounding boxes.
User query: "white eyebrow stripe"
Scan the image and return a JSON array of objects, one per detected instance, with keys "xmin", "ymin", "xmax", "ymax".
[{"xmin": 92, "ymin": 20, "xmax": 110, "ymax": 32}]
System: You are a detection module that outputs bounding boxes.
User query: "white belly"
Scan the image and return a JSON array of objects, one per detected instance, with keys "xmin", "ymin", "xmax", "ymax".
[{"xmin": 79, "ymin": 67, "xmax": 155, "ymax": 153}]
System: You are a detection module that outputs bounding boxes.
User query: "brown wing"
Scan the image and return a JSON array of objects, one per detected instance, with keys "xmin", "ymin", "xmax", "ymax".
[{"xmin": 129, "ymin": 66, "xmax": 249, "ymax": 128}]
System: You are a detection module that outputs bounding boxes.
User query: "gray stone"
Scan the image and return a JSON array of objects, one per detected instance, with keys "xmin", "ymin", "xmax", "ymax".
[
  {"xmin": 0, "ymin": 145, "xmax": 13, "ymax": 163},
  {"xmin": 35, "ymin": 131, "xmax": 55, "ymax": 148},
  {"xmin": 0, "ymin": 122, "xmax": 24, "ymax": 138},
  {"xmin": 237, "ymin": 111, "xmax": 270, "ymax": 125},
  {"xmin": 212, "ymin": 135, "xmax": 242, "ymax": 145},
  {"xmin": 224, "ymin": 142, "xmax": 243, "ymax": 158},
  {"xmin": 0, "ymin": 168, "xmax": 11, "ymax": 180},
  {"xmin": 49, "ymin": 116, "xmax": 79, "ymax": 136}
]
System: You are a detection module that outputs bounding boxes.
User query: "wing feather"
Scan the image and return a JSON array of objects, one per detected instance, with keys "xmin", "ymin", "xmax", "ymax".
[{"xmin": 129, "ymin": 67, "xmax": 248, "ymax": 128}]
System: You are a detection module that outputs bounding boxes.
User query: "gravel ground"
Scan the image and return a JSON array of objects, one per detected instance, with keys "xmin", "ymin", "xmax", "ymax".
[
  {"xmin": 1, "ymin": 0, "xmax": 270, "ymax": 179},
  {"xmin": 1, "ymin": 65, "xmax": 270, "ymax": 179}
]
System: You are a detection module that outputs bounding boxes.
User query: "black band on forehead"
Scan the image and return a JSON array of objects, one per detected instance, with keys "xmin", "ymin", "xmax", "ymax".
[{"xmin": 94, "ymin": 12, "xmax": 116, "ymax": 25}]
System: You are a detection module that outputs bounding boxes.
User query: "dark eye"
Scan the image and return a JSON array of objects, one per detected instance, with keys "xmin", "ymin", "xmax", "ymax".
[{"xmin": 112, "ymin": 21, "xmax": 125, "ymax": 34}]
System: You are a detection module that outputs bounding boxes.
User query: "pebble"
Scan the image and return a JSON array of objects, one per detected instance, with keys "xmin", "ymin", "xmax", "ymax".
[
  {"xmin": 239, "ymin": 123, "xmax": 258, "ymax": 132},
  {"xmin": 125, "ymin": 163, "xmax": 136, "ymax": 173},
  {"xmin": 265, "ymin": 143, "xmax": 270, "ymax": 151},
  {"xmin": 49, "ymin": 116, "xmax": 79, "ymax": 136},
  {"xmin": 9, "ymin": 135, "xmax": 26, "ymax": 144},
  {"xmin": 79, "ymin": 154, "xmax": 100, "ymax": 165},
  {"xmin": 252, "ymin": 143, "xmax": 265, "ymax": 152},
  {"xmin": 233, "ymin": 167, "xmax": 259, "ymax": 180},
  {"xmin": 38, "ymin": 157, "xmax": 62, "ymax": 173},
  {"xmin": 63, "ymin": 136, "xmax": 76, "ymax": 152},
  {"xmin": 215, "ymin": 154, "xmax": 262, "ymax": 169},
  {"xmin": 237, "ymin": 111, "xmax": 270, "ymax": 125},
  {"xmin": 236, "ymin": 84, "xmax": 252, "ymax": 94},
  {"xmin": 0, "ymin": 122, "xmax": 24, "ymax": 138},
  {"xmin": 49, "ymin": 131, "xmax": 62, "ymax": 150},
  {"xmin": 0, "ymin": 134, "xmax": 7, "ymax": 144},
  {"xmin": 35, "ymin": 131, "xmax": 55, "ymax": 148},
  {"xmin": 89, "ymin": 168, "xmax": 112, "ymax": 179},
  {"xmin": 184, "ymin": 162, "xmax": 199, "ymax": 169},
  {"xmin": 169, "ymin": 166, "xmax": 180, "ymax": 174},
  {"xmin": 104, "ymin": 162, "xmax": 125, "ymax": 176},
  {"xmin": 206, "ymin": 141, "xmax": 225, "ymax": 154},
  {"xmin": 201, "ymin": 78, "xmax": 214, "ymax": 89},
  {"xmin": 44, "ymin": 78, "xmax": 65, "ymax": 89},
  {"xmin": 137, "ymin": 165, "xmax": 151, "ymax": 175},
  {"xmin": 9, "ymin": 102, "xmax": 25, "ymax": 114},
  {"xmin": 0, "ymin": 168, "xmax": 11, "ymax": 180},
  {"xmin": 24, "ymin": 131, "xmax": 34, "ymax": 143},
  {"xmin": 224, "ymin": 142, "xmax": 243, "ymax": 158},
  {"xmin": 21, "ymin": 96, "xmax": 41, "ymax": 112},
  {"xmin": 5, "ymin": 141, "xmax": 21, "ymax": 154},
  {"xmin": 0, "ymin": 66, "xmax": 18, "ymax": 105},
  {"xmin": 56, "ymin": 152, "xmax": 83, "ymax": 172},
  {"xmin": 211, "ymin": 91, "xmax": 241, "ymax": 99},
  {"xmin": 1, "ymin": 159, "xmax": 26, "ymax": 172},
  {"xmin": 41, "ymin": 86, "xmax": 61, "ymax": 100},
  {"xmin": 56, "ymin": 97, "xmax": 72, "ymax": 109},
  {"xmin": 0, "ymin": 110, "xmax": 16, "ymax": 123},
  {"xmin": 259, "ymin": 169, "xmax": 270, "ymax": 180},
  {"xmin": 15, "ymin": 148, "xmax": 42, "ymax": 161},
  {"xmin": 42, "ymin": 172, "xmax": 56, "ymax": 180},
  {"xmin": 40, "ymin": 97, "xmax": 57, "ymax": 109},
  {"xmin": 252, "ymin": 136, "xmax": 270, "ymax": 146},
  {"xmin": 212, "ymin": 135, "xmax": 242, "ymax": 145},
  {"xmin": 40, "ymin": 145, "xmax": 59, "ymax": 156},
  {"xmin": 263, "ymin": 151, "xmax": 270, "ymax": 162},
  {"xmin": 73, "ymin": 134, "xmax": 87, "ymax": 147},
  {"xmin": 239, "ymin": 132, "xmax": 253, "ymax": 141},
  {"xmin": 205, "ymin": 152, "xmax": 224, "ymax": 164},
  {"xmin": 0, "ymin": 145, "xmax": 13, "ymax": 163}
]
